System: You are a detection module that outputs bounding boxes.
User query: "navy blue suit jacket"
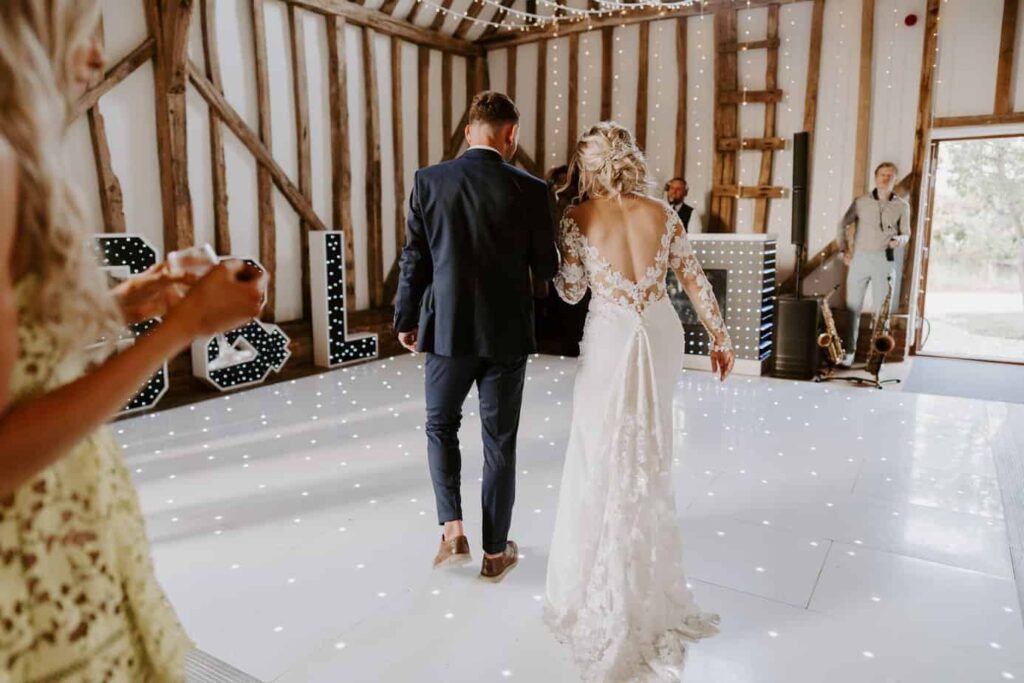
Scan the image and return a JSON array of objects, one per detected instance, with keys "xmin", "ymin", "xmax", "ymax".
[{"xmin": 394, "ymin": 148, "xmax": 559, "ymax": 358}]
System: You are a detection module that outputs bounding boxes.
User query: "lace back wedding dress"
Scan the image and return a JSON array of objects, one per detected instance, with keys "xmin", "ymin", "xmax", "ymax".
[{"xmin": 544, "ymin": 199, "xmax": 731, "ymax": 682}]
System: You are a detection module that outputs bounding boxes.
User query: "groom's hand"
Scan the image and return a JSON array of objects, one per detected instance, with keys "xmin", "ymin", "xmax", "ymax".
[{"xmin": 398, "ymin": 328, "xmax": 418, "ymax": 353}]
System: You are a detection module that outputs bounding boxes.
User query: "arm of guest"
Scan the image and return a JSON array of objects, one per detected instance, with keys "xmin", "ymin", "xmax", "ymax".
[
  {"xmin": 893, "ymin": 200, "xmax": 912, "ymax": 248},
  {"xmin": 837, "ymin": 201, "xmax": 857, "ymax": 252},
  {"xmin": 394, "ymin": 172, "xmax": 433, "ymax": 333}
]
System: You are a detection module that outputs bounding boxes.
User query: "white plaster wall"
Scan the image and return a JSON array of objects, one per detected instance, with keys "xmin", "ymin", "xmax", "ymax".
[
  {"xmin": 687, "ymin": 13, "xmax": 716, "ymax": 234},
  {"xmin": 611, "ymin": 25, "xmax": 640, "ymax": 134},
  {"xmin": 577, "ymin": 30, "xmax": 602, "ymax": 143},
  {"xmin": 80, "ymin": 0, "xmax": 1024, "ymax": 319},
  {"xmin": 646, "ymin": 20, "xmax": 680, "ymax": 186},
  {"xmin": 515, "ymin": 42, "xmax": 540, "ymax": 159}
]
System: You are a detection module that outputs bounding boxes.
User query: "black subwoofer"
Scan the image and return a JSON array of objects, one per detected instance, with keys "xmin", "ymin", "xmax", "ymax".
[{"xmin": 773, "ymin": 295, "xmax": 820, "ymax": 380}]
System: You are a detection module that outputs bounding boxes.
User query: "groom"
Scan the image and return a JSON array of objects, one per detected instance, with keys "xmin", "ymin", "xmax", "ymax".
[{"xmin": 394, "ymin": 91, "xmax": 559, "ymax": 582}]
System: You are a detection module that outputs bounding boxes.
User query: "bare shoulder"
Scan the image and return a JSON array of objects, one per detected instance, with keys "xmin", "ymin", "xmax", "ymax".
[{"xmin": 564, "ymin": 199, "xmax": 592, "ymax": 227}]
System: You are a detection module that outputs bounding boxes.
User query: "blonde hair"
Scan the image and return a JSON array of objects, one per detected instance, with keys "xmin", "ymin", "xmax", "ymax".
[
  {"xmin": 560, "ymin": 122, "xmax": 652, "ymax": 202},
  {"xmin": 0, "ymin": 0, "xmax": 122, "ymax": 348}
]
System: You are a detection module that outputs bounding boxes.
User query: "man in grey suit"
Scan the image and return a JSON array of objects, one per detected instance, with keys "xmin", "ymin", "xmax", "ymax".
[
  {"xmin": 395, "ymin": 92, "xmax": 559, "ymax": 582},
  {"xmin": 838, "ymin": 161, "xmax": 911, "ymax": 366}
]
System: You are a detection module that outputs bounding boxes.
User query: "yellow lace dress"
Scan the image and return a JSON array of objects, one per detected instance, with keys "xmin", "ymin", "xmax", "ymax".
[{"xmin": 0, "ymin": 277, "xmax": 192, "ymax": 682}]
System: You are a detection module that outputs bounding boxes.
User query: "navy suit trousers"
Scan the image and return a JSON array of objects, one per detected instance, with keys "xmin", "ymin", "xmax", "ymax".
[{"xmin": 424, "ymin": 353, "xmax": 527, "ymax": 554}]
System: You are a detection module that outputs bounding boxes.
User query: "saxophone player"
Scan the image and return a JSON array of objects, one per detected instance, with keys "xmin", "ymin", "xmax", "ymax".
[{"xmin": 837, "ymin": 162, "xmax": 911, "ymax": 367}]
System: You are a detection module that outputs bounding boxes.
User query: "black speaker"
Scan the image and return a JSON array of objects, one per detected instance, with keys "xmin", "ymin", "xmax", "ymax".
[
  {"xmin": 772, "ymin": 294, "xmax": 820, "ymax": 380},
  {"xmin": 791, "ymin": 132, "xmax": 809, "ymax": 249}
]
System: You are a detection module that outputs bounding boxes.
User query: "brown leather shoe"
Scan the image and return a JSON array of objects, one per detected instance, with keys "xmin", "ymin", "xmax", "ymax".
[
  {"xmin": 432, "ymin": 534, "xmax": 472, "ymax": 569},
  {"xmin": 479, "ymin": 540, "xmax": 519, "ymax": 583}
]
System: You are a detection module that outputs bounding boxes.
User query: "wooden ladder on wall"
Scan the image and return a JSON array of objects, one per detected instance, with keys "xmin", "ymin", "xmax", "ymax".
[{"xmin": 710, "ymin": 4, "xmax": 786, "ymax": 234}]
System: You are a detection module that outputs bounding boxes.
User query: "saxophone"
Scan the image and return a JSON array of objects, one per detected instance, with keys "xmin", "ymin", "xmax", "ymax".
[
  {"xmin": 817, "ymin": 285, "xmax": 844, "ymax": 365},
  {"xmin": 865, "ymin": 277, "xmax": 896, "ymax": 376}
]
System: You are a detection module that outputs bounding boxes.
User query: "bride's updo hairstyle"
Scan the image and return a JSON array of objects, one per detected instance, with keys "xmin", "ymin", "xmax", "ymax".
[{"xmin": 561, "ymin": 122, "xmax": 652, "ymax": 202}]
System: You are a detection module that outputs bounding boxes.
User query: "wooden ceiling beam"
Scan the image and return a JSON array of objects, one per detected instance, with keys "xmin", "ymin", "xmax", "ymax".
[
  {"xmin": 286, "ymin": 0, "xmax": 482, "ymax": 56},
  {"xmin": 478, "ymin": 0, "xmax": 809, "ymax": 49}
]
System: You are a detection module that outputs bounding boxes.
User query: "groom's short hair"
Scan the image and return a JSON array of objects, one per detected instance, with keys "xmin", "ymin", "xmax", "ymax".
[{"xmin": 469, "ymin": 91, "xmax": 519, "ymax": 126}]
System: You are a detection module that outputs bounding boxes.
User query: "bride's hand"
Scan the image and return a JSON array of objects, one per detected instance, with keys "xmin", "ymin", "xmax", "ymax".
[
  {"xmin": 111, "ymin": 262, "xmax": 200, "ymax": 325},
  {"xmin": 710, "ymin": 349, "xmax": 734, "ymax": 382}
]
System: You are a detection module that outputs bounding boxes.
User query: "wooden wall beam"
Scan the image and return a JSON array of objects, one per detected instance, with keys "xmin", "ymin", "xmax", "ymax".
[
  {"xmin": 444, "ymin": 108, "xmax": 471, "ymax": 160},
  {"xmin": 718, "ymin": 89, "xmax": 783, "ymax": 104},
  {"xmin": 803, "ymin": 0, "xmax": 825, "ymax": 143},
  {"xmin": 288, "ymin": 0, "xmax": 481, "ymax": 56},
  {"xmin": 514, "ymin": 147, "xmax": 540, "ymax": 177},
  {"xmin": 145, "ymin": 0, "xmax": 194, "ymax": 255},
  {"xmin": 710, "ymin": 9, "xmax": 738, "ymax": 233},
  {"xmin": 326, "ymin": 15, "xmax": 356, "ymax": 305},
  {"xmin": 674, "ymin": 16, "xmax": 688, "ymax": 177},
  {"xmin": 720, "ymin": 137, "xmax": 786, "ymax": 151},
  {"xmin": 600, "ymin": 28, "xmax": 613, "ymax": 121},
  {"xmin": 251, "ymin": 0, "xmax": 277, "ymax": 319},
  {"xmin": 507, "ymin": 46, "xmax": 517, "ymax": 99},
  {"xmin": 83, "ymin": 20, "xmax": 126, "ymax": 235},
  {"xmin": 753, "ymin": 3, "xmax": 780, "ymax": 234},
  {"xmin": 718, "ymin": 38, "xmax": 781, "ymax": 52},
  {"xmin": 480, "ymin": 0, "xmax": 808, "ymax": 49},
  {"xmin": 418, "ymin": 47, "xmax": 430, "ymax": 168},
  {"xmin": 567, "ymin": 32, "xmax": 579, "ymax": 153},
  {"xmin": 363, "ymin": 27, "xmax": 385, "ymax": 308},
  {"xmin": 87, "ymin": 104, "xmax": 127, "ymax": 233},
  {"xmin": 933, "ymin": 112, "xmax": 1024, "ymax": 128},
  {"xmin": 996, "ymin": 0, "xmax": 1020, "ymax": 115},
  {"xmin": 201, "ymin": 0, "xmax": 231, "ymax": 256},
  {"xmin": 714, "ymin": 184, "xmax": 787, "ymax": 199},
  {"xmin": 442, "ymin": 53, "xmax": 453, "ymax": 144},
  {"xmin": 900, "ymin": 0, "xmax": 941, "ymax": 314},
  {"xmin": 852, "ymin": 0, "xmax": 875, "ymax": 198},
  {"xmin": 536, "ymin": 39, "xmax": 548, "ymax": 170},
  {"xmin": 187, "ymin": 64, "xmax": 328, "ymax": 231},
  {"xmin": 288, "ymin": 4, "xmax": 313, "ymax": 316},
  {"xmin": 384, "ymin": 36, "xmax": 407, "ymax": 305},
  {"xmin": 73, "ymin": 37, "xmax": 155, "ymax": 120},
  {"xmin": 636, "ymin": 21, "xmax": 650, "ymax": 151}
]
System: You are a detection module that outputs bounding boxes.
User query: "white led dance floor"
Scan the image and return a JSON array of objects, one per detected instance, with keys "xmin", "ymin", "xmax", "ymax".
[{"xmin": 117, "ymin": 354, "xmax": 1024, "ymax": 682}]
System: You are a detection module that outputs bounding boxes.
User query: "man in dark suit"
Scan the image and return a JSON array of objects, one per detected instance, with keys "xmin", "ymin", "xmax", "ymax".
[
  {"xmin": 665, "ymin": 177, "xmax": 695, "ymax": 232},
  {"xmin": 394, "ymin": 92, "xmax": 559, "ymax": 582}
]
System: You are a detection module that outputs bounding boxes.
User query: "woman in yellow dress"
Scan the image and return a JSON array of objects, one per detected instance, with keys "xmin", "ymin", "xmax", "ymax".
[{"xmin": 0, "ymin": 2, "xmax": 267, "ymax": 680}]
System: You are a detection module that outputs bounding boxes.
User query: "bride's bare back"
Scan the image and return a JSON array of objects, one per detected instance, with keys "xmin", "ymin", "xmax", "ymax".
[{"xmin": 567, "ymin": 194, "xmax": 669, "ymax": 284}]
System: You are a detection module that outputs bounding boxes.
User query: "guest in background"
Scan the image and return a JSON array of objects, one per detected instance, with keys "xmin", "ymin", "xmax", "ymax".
[
  {"xmin": 665, "ymin": 176, "xmax": 699, "ymax": 232},
  {"xmin": 0, "ymin": 1, "xmax": 266, "ymax": 678},
  {"xmin": 536, "ymin": 165, "xmax": 588, "ymax": 357},
  {"xmin": 837, "ymin": 161, "xmax": 911, "ymax": 366}
]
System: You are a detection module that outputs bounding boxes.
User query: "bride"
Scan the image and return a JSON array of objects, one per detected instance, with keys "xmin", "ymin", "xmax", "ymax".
[{"xmin": 544, "ymin": 122, "xmax": 734, "ymax": 681}]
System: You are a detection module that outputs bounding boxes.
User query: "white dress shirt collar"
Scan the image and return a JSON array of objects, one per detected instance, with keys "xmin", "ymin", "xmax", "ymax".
[{"xmin": 468, "ymin": 144, "xmax": 504, "ymax": 158}]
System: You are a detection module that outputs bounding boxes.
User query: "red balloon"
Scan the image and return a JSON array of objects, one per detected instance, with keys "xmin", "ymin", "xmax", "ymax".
[{"xmin": 905, "ymin": 13, "xmax": 918, "ymax": 26}]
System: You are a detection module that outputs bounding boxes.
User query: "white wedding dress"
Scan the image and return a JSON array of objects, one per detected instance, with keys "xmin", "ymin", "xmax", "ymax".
[{"xmin": 545, "ymin": 200, "xmax": 731, "ymax": 682}]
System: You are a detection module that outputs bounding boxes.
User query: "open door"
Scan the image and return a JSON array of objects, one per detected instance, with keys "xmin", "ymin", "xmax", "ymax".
[{"xmin": 913, "ymin": 135, "xmax": 1024, "ymax": 364}]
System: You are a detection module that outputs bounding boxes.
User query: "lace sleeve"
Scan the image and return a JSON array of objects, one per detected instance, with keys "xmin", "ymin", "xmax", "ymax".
[
  {"xmin": 667, "ymin": 214, "xmax": 733, "ymax": 353},
  {"xmin": 553, "ymin": 215, "xmax": 588, "ymax": 305}
]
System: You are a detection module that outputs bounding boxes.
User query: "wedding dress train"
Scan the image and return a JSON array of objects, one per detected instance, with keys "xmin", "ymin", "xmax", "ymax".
[{"xmin": 544, "ymin": 201, "xmax": 731, "ymax": 682}]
